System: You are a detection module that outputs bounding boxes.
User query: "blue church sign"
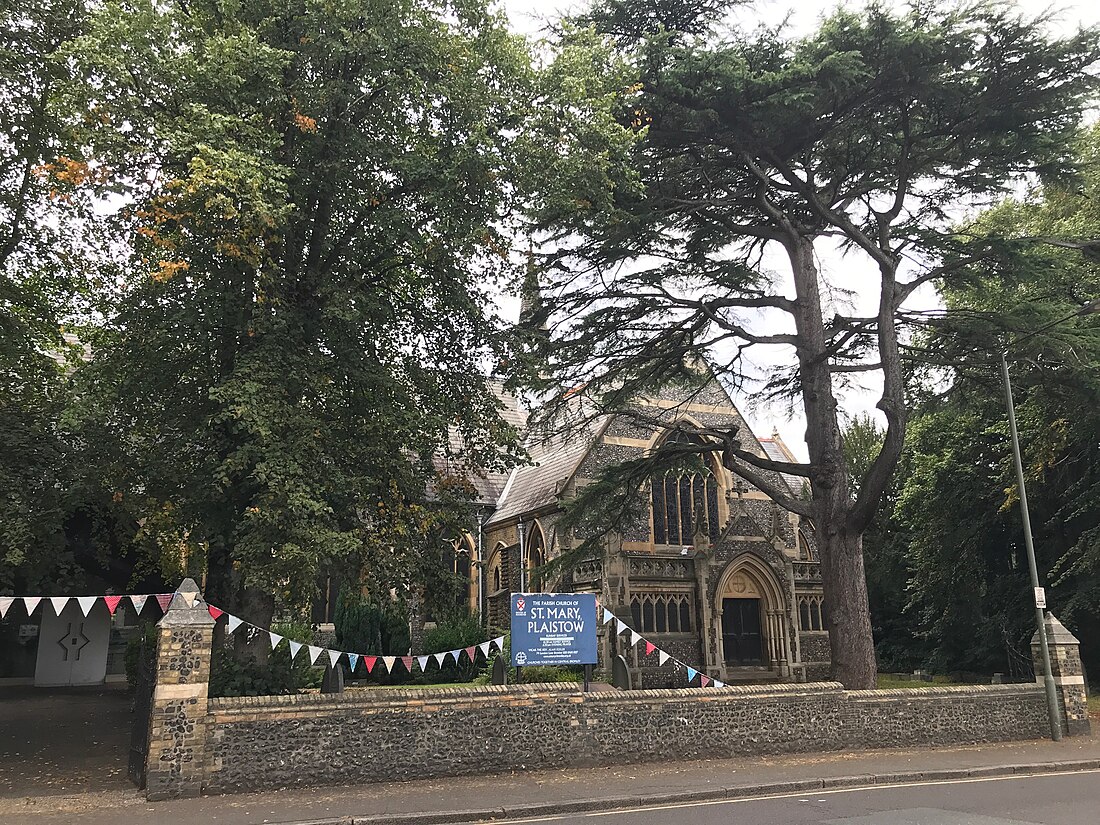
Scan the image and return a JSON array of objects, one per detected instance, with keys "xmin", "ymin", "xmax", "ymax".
[{"xmin": 510, "ymin": 593, "xmax": 598, "ymax": 667}]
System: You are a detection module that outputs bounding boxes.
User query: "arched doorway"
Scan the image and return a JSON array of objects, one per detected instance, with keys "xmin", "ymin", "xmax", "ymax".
[{"xmin": 715, "ymin": 556, "xmax": 790, "ymax": 677}]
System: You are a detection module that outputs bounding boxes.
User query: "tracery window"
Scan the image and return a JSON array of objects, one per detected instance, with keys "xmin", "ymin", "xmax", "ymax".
[
  {"xmin": 629, "ymin": 593, "xmax": 693, "ymax": 633},
  {"xmin": 526, "ymin": 528, "xmax": 546, "ymax": 592},
  {"xmin": 798, "ymin": 595, "xmax": 826, "ymax": 631},
  {"xmin": 651, "ymin": 433, "xmax": 722, "ymax": 546}
]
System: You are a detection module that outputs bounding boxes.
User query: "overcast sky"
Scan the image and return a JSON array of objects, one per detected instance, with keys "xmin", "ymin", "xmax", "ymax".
[{"xmin": 496, "ymin": 1, "xmax": 1100, "ymax": 459}]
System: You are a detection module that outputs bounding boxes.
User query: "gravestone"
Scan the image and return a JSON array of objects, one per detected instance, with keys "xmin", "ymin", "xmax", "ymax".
[
  {"xmin": 321, "ymin": 661, "xmax": 344, "ymax": 694},
  {"xmin": 491, "ymin": 654, "xmax": 507, "ymax": 685},
  {"xmin": 611, "ymin": 654, "xmax": 632, "ymax": 690}
]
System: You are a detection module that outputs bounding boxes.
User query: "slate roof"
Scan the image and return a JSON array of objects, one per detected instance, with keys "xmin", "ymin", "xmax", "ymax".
[{"xmin": 759, "ymin": 437, "xmax": 810, "ymax": 498}]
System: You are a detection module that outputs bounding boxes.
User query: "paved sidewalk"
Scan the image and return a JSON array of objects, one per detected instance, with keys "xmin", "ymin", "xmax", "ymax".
[{"xmin": 2, "ymin": 732, "xmax": 1098, "ymax": 825}]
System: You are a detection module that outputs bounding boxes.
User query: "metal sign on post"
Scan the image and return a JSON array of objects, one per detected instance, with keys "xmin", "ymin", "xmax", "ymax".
[
  {"xmin": 510, "ymin": 593, "xmax": 597, "ymax": 667},
  {"xmin": 1034, "ymin": 587, "xmax": 1047, "ymax": 609}
]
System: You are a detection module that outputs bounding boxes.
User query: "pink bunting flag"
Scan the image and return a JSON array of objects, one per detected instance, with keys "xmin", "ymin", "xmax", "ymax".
[
  {"xmin": 364, "ymin": 656, "xmax": 377, "ymax": 674},
  {"xmin": 700, "ymin": 674, "xmax": 711, "ymax": 688},
  {"xmin": 103, "ymin": 596, "xmax": 123, "ymax": 615},
  {"xmin": 645, "ymin": 641, "xmax": 656, "ymax": 657},
  {"xmin": 129, "ymin": 594, "xmax": 148, "ymax": 613},
  {"xmin": 208, "ymin": 605, "xmax": 224, "ymax": 621},
  {"xmin": 400, "ymin": 655, "xmax": 414, "ymax": 673},
  {"xmin": 464, "ymin": 646, "xmax": 476, "ymax": 662},
  {"xmin": 155, "ymin": 593, "xmax": 173, "ymax": 612}
]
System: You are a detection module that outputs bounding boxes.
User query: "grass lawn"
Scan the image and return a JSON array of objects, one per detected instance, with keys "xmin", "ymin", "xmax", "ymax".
[
  {"xmin": 1088, "ymin": 693, "xmax": 1099, "ymax": 716},
  {"xmin": 876, "ymin": 674, "xmax": 965, "ymax": 690},
  {"xmin": 346, "ymin": 682, "xmax": 483, "ymax": 690}
]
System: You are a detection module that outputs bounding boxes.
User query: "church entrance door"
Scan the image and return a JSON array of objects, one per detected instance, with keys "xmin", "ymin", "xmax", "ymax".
[{"xmin": 721, "ymin": 598, "xmax": 764, "ymax": 665}]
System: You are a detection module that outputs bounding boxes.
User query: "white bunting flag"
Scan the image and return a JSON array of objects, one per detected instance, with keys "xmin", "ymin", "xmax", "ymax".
[
  {"xmin": 658, "ymin": 651, "xmax": 670, "ymax": 666},
  {"xmin": 22, "ymin": 596, "xmax": 41, "ymax": 615},
  {"xmin": 417, "ymin": 655, "xmax": 429, "ymax": 672},
  {"xmin": 50, "ymin": 596, "xmax": 69, "ymax": 615},
  {"xmin": 129, "ymin": 594, "xmax": 148, "ymax": 613},
  {"xmin": 615, "ymin": 618, "xmax": 628, "ymax": 635},
  {"xmin": 629, "ymin": 631, "xmax": 641, "ymax": 648},
  {"xmin": 308, "ymin": 645, "xmax": 323, "ymax": 665},
  {"xmin": 226, "ymin": 614, "xmax": 243, "ymax": 634},
  {"xmin": 478, "ymin": 641, "xmax": 491, "ymax": 658},
  {"xmin": 268, "ymin": 631, "xmax": 283, "ymax": 650},
  {"xmin": 382, "ymin": 656, "xmax": 396, "ymax": 673},
  {"xmin": 288, "ymin": 641, "xmax": 303, "ymax": 661},
  {"xmin": 77, "ymin": 596, "xmax": 98, "ymax": 617},
  {"xmin": 492, "ymin": 635, "xmax": 505, "ymax": 651},
  {"xmin": 433, "ymin": 652, "xmax": 446, "ymax": 668},
  {"xmin": 327, "ymin": 649, "xmax": 341, "ymax": 669},
  {"xmin": 602, "ymin": 608, "xmax": 615, "ymax": 625},
  {"xmin": 713, "ymin": 680, "xmax": 725, "ymax": 688},
  {"xmin": 0, "ymin": 597, "xmax": 13, "ymax": 618}
]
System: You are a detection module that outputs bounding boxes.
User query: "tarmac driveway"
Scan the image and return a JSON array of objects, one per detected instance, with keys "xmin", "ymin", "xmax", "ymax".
[{"xmin": 0, "ymin": 685, "xmax": 133, "ymax": 797}]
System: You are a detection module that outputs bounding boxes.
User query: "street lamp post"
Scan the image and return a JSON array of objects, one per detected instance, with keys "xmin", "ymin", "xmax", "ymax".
[
  {"xmin": 997, "ymin": 297, "xmax": 1099, "ymax": 741},
  {"xmin": 999, "ymin": 351, "xmax": 1062, "ymax": 741}
]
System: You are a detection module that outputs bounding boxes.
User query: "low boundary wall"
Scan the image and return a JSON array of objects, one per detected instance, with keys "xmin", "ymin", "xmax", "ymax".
[
  {"xmin": 143, "ymin": 582, "xmax": 1089, "ymax": 800},
  {"xmin": 202, "ymin": 681, "xmax": 1048, "ymax": 793}
]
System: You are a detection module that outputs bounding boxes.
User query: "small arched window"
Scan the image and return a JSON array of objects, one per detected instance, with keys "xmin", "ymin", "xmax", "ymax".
[
  {"xmin": 527, "ymin": 527, "xmax": 546, "ymax": 592},
  {"xmin": 651, "ymin": 431, "xmax": 722, "ymax": 546}
]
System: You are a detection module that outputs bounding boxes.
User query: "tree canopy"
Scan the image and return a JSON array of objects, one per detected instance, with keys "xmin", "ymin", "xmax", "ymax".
[{"xmin": 527, "ymin": 0, "xmax": 1100, "ymax": 686}]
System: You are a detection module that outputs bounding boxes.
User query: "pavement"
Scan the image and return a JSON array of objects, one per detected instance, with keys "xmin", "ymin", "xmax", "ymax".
[{"xmin": 2, "ymin": 729, "xmax": 1100, "ymax": 825}]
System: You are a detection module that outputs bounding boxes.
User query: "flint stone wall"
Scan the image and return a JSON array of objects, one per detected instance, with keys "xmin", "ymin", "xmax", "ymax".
[{"xmin": 202, "ymin": 680, "xmax": 1048, "ymax": 794}]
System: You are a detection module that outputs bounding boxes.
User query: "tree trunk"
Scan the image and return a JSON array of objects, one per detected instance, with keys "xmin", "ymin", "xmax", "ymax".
[
  {"xmin": 787, "ymin": 234, "xmax": 877, "ymax": 689},
  {"xmin": 818, "ymin": 521, "xmax": 877, "ymax": 689}
]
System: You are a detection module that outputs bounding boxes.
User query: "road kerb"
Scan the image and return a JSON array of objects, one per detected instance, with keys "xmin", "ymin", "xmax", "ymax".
[{"xmin": 296, "ymin": 760, "xmax": 1100, "ymax": 825}]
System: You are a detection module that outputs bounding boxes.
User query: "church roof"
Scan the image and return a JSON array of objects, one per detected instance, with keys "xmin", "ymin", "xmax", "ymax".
[{"xmin": 758, "ymin": 437, "xmax": 809, "ymax": 498}]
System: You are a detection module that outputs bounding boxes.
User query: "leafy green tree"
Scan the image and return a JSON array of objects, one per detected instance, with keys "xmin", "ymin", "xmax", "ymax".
[
  {"xmin": 528, "ymin": 0, "xmax": 1099, "ymax": 686},
  {"xmin": 894, "ymin": 126, "xmax": 1100, "ymax": 681},
  {"xmin": 56, "ymin": 0, "xmax": 531, "ymax": 637}
]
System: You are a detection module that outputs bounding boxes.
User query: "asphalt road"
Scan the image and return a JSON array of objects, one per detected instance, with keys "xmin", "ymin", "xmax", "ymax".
[{"xmin": 499, "ymin": 770, "xmax": 1100, "ymax": 825}]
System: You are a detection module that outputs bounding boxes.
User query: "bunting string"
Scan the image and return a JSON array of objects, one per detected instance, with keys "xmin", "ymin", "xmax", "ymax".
[
  {"xmin": 0, "ymin": 592, "xmax": 178, "ymax": 620},
  {"xmin": 601, "ymin": 608, "xmax": 725, "ymax": 689},
  {"xmin": 203, "ymin": 601, "xmax": 505, "ymax": 679}
]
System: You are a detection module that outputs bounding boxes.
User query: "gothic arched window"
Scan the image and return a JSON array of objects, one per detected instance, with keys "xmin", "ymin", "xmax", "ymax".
[
  {"xmin": 651, "ymin": 432, "xmax": 722, "ymax": 546},
  {"xmin": 526, "ymin": 527, "xmax": 546, "ymax": 592}
]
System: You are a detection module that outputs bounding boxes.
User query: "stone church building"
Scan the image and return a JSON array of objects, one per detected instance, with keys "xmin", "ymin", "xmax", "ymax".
[{"xmin": 446, "ymin": 372, "xmax": 832, "ymax": 687}]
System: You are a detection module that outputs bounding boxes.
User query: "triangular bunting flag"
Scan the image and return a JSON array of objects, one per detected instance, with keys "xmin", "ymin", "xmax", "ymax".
[
  {"xmin": 207, "ymin": 605, "xmax": 224, "ymax": 621},
  {"xmin": 288, "ymin": 641, "xmax": 303, "ymax": 661},
  {"xmin": 226, "ymin": 614, "xmax": 243, "ymax": 634},
  {"xmin": 602, "ymin": 608, "xmax": 615, "ymax": 625},
  {"xmin": 686, "ymin": 667, "xmax": 698, "ymax": 683},
  {"xmin": 417, "ymin": 655, "xmax": 429, "ymax": 672},
  {"xmin": 615, "ymin": 619, "xmax": 628, "ymax": 635},
  {"xmin": 268, "ymin": 631, "xmax": 283, "ymax": 650},
  {"xmin": 714, "ymin": 680, "xmax": 725, "ymax": 688},
  {"xmin": 0, "ymin": 597, "xmax": 13, "ymax": 618},
  {"xmin": 129, "ymin": 594, "xmax": 147, "ymax": 613},
  {"xmin": 347, "ymin": 653, "xmax": 359, "ymax": 673},
  {"xmin": 433, "ymin": 652, "xmax": 447, "ymax": 668},
  {"xmin": 308, "ymin": 645, "xmax": 323, "ymax": 665},
  {"xmin": 700, "ymin": 674, "xmax": 711, "ymax": 687},
  {"xmin": 658, "ymin": 651, "xmax": 670, "ymax": 666},
  {"xmin": 645, "ymin": 641, "xmax": 656, "ymax": 656},
  {"xmin": 464, "ymin": 646, "xmax": 476, "ymax": 662},
  {"xmin": 155, "ymin": 593, "xmax": 173, "ymax": 612},
  {"xmin": 629, "ymin": 631, "xmax": 641, "ymax": 648},
  {"xmin": 401, "ymin": 655, "xmax": 414, "ymax": 672},
  {"xmin": 478, "ymin": 641, "xmax": 491, "ymax": 658},
  {"xmin": 104, "ymin": 596, "xmax": 123, "ymax": 615},
  {"xmin": 492, "ymin": 636, "xmax": 505, "ymax": 652},
  {"xmin": 327, "ymin": 649, "xmax": 341, "ymax": 669},
  {"xmin": 382, "ymin": 656, "xmax": 396, "ymax": 672},
  {"xmin": 50, "ymin": 596, "xmax": 69, "ymax": 615},
  {"xmin": 364, "ymin": 656, "xmax": 377, "ymax": 674},
  {"xmin": 179, "ymin": 589, "xmax": 199, "ymax": 608},
  {"xmin": 23, "ymin": 596, "xmax": 41, "ymax": 615},
  {"xmin": 77, "ymin": 596, "xmax": 98, "ymax": 617}
]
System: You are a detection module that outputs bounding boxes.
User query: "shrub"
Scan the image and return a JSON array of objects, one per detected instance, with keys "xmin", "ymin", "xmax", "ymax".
[
  {"xmin": 210, "ymin": 621, "xmax": 322, "ymax": 697},
  {"xmin": 421, "ymin": 613, "xmax": 484, "ymax": 683}
]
